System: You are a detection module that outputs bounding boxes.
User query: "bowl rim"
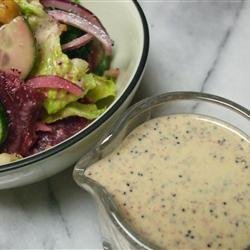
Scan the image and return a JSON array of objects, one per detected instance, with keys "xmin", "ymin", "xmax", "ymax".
[
  {"xmin": 0, "ymin": 0, "xmax": 150, "ymax": 173},
  {"xmin": 73, "ymin": 91, "xmax": 250, "ymax": 250}
]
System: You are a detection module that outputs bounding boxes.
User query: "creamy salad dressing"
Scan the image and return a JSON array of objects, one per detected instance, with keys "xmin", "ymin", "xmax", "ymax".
[{"xmin": 85, "ymin": 114, "xmax": 250, "ymax": 250}]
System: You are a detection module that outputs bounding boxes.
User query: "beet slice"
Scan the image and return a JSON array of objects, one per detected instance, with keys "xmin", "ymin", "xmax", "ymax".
[
  {"xmin": 0, "ymin": 72, "xmax": 89, "ymax": 157},
  {"xmin": 32, "ymin": 116, "xmax": 89, "ymax": 154},
  {"xmin": 0, "ymin": 71, "xmax": 45, "ymax": 156}
]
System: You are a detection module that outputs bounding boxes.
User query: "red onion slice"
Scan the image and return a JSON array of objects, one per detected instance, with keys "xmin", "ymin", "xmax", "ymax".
[
  {"xmin": 48, "ymin": 10, "xmax": 113, "ymax": 55},
  {"xmin": 62, "ymin": 33, "xmax": 93, "ymax": 51},
  {"xmin": 41, "ymin": 0, "xmax": 105, "ymax": 30},
  {"xmin": 27, "ymin": 75, "xmax": 84, "ymax": 96}
]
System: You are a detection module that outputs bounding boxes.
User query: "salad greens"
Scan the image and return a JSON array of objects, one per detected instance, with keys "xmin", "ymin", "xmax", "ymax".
[
  {"xmin": 15, "ymin": 0, "xmax": 116, "ymax": 119},
  {"xmin": 14, "ymin": 0, "xmax": 44, "ymax": 17},
  {"xmin": 85, "ymin": 75, "xmax": 116, "ymax": 105},
  {"xmin": 0, "ymin": 0, "xmax": 117, "ymax": 161},
  {"xmin": 44, "ymin": 103, "xmax": 105, "ymax": 123}
]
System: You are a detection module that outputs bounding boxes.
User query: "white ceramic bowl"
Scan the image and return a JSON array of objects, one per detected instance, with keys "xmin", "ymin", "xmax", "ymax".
[{"xmin": 0, "ymin": 0, "xmax": 149, "ymax": 189}]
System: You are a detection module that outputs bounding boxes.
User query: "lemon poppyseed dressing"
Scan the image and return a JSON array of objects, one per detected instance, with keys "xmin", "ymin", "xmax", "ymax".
[{"xmin": 85, "ymin": 114, "xmax": 250, "ymax": 250}]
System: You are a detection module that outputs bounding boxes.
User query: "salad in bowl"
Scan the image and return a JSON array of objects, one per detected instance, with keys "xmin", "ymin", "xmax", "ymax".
[{"xmin": 0, "ymin": 0, "xmax": 118, "ymax": 164}]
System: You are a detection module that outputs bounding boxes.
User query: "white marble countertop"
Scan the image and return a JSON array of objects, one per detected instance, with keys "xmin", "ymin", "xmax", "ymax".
[{"xmin": 1, "ymin": 1, "xmax": 250, "ymax": 249}]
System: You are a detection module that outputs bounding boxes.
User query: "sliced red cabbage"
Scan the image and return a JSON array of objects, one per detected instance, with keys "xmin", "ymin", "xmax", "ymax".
[{"xmin": 0, "ymin": 72, "xmax": 45, "ymax": 156}]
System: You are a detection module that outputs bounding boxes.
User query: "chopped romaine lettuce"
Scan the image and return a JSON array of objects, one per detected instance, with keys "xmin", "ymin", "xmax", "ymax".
[
  {"xmin": 43, "ymin": 89, "xmax": 79, "ymax": 115},
  {"xmin": 43, "ymin": 73, "xmax": 116, "ymax": 114},
  {"xmin": 86, "ymin": 74, "xmax": 116, "ymax": 106},
  {"xmin": 82, "ymin": 73, "xmax": 97, "ymax": 91},
  {"xmin": 15, "ymin": 0, "xmax": 89, "ymax": 83},
  {"xmin": 72, "ymin": 0, "xmax": 81, "ymax": 4},
  {"xmin": 14, "ymin": 0, "xmax": 117, "ymax": 122},
  {"xmin": 14, "ymin": 0, "xmax": 44, "ymax": 17},
  {"xmin": 44, "ymin": 102, "xmax": 105, "ymax": 123}
]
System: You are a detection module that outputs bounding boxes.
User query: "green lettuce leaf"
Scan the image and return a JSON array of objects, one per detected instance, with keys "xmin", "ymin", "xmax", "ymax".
[
  {"xmin": 15, "ymin": 0, "xmax": 116, "ymax": 121},
  {"xmin": 14, "ymin": 0, "xmax": 44, "ymax": 17},
  {"xmin": 85, "ymin": 74, "xmax": 116, "ymax": 108},
  {"xmin": 43, "ymin": 89, "xmax": 79, "ymax": 115},
  {"xmin": 44, "ymin": 102, "xmax": 106, "ymax": 123},
  {"xmin": 43, "ymin": 73, "xmax": 116, "ymax": 115},
  {"xmin": 15, "ymin": 0, "xmax": 89, "ymax": 114}
]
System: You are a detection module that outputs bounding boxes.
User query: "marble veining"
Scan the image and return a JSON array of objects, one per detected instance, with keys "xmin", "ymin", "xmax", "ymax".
[
  {"xmin": 200, "ymin": 0, "xmax": 244, "ymax": 92},
  {"xmin": 0, "ymin": 169, "xmax": 102, "ymax": 249},
  {"xmin": 135, "ymin": 0, "xmax": 250, "ymax": 109},
  {"xmin": 0, "ymin": 1, "xmax": 249, "ymax": 249}
]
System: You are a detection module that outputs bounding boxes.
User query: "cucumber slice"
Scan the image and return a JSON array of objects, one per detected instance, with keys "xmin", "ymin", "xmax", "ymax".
[
  {"xmin": 0, "ymin": 16, "xmax": 35, "ymax": 79},
  {"xmin": 0, "ymin": 103, "xmax": 7, "ymax": 146}
]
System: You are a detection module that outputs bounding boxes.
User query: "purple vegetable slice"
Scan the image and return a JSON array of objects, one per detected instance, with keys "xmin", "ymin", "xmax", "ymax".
[
  {"xmin": 27, "ymin": 75, "xmax": 84, "ymax": 96},
  {"xmin": 41, "ymin": 0, "xmax": 106, "ymax": 30},
  {"xmin": 31, "ymin": 116, "xmax": 89, "ymax": 154},
  {"xmin": 62, "ymin": 33, "xmax": 93, "ymax": 51},
  {"xmin": 48, "ymin": 9, "xmax": 113, "ymax": 55},
  {"xmin": 0, "ymin": 71, "xmax": 45, "ymax": 156}
]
